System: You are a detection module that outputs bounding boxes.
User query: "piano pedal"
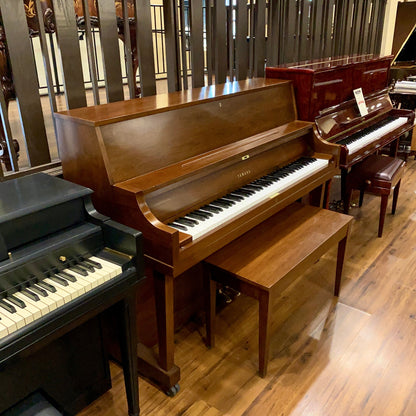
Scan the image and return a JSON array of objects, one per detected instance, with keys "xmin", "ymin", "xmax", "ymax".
[{"xmin": 218, "ymin": 286, "xmax": 241, "ymax": 305}]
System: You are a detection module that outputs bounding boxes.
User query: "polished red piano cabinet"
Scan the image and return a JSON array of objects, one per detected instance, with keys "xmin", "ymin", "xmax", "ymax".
[{"xmin": 266, "ymin": 55, "xmax": 393, "ymax": 121}]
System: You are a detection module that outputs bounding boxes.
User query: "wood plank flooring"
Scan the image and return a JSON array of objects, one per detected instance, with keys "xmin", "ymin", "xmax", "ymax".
[{"xmin": 79, "ymin": 158, "xmax": 416, "ymax": 416}]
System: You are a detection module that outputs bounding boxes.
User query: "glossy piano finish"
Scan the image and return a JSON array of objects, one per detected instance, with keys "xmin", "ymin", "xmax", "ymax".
[
  {"xmin": 265, "ymin": 55, "xmax": 393, "ymax": 121},
  {"xmin": 0, "ymin": 173, "xmax": 143, "ymax": 416},
  {"xmin": 314, "ymin": 90, "xmax": 414, "ymax": 214},
  {"xmin": 314, "ymin": 89, "xmax": 415, "ymax": 169},
  {"xmin": 54, "ymin": 78, "xmax": 341, "ymax": 393}
]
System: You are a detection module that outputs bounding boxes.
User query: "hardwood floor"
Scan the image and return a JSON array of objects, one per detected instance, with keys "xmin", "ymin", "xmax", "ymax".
[{"xmin": 79, "ymin": 158, "xmax": 416, "ymax": 416}]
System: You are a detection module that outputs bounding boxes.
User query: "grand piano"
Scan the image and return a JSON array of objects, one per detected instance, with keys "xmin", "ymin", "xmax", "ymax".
[
  {"xmin": 0, "ymin": 173, "xmax": 143, "ymax": 415},
  {"xmin": 389, "ymin": 2, "xmax": 416, "ymax": 82},
  {"xmin": 54, "ymin": 78, "xmax": 341, "ymax": 394}
]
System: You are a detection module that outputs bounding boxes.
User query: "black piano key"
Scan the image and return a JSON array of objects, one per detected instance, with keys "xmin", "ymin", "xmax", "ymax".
[
  {"xmin": 21, "ymin": 289, "xmax": 40, "ymax": 301},
  {"xmin": 78, "ymin": 262, "xmax": 95, "ymax": 272},
  {"xmin": 0, "ymin": 299, "xmax": 16, "ymax": 314},
  {"xmin": 168, "ymin": 222, "xmax": 187, "ymax": 231},
  {"xmin": 224, "ymin": 193, "xmax": 244, "ymax": 202},
  {"xmin": 186, "ymin": 212, "xmax": 207, "ymax": 221},
  {"xmin": 30, "ymin": 284, "xmax": 48, "ymax": 297},
  {"xmin": 68, "ymin": 265, "xmax": 88, "ymax": 277},
  {"xmin": 232, "ymin": 189, "xmax": 253, "ymax": 197},
  {"xmin": 50, "ymin": 275, "xmax": 69, "ymax": 287},
  {"xmin": 175, "ymin": 218, "xmax": 198, "ymax": 227},
  {"xmin": 37, "ymin": 280, "xmax": 57, "ymax": 293},
  {"xmin": 194, "ymin": 209, "xmax": 213, "ymax": 218},
  {"xmin": 201, "ymin": 205, "xmax": 222, "ymax": 213},
  {"xmin": 212, "ymin": 199, "xmax": 234, "ymax": 208},
  {"xmin": 7, "ymin": 295, "xmax": 26, "ymax": 309},
  {"xmin": 57, "ymin": 271, "xmax": 77, "ymax": 282},
  {"xmin": 83, "ymin": 258, "xmax": 103, "ymax": 269}
]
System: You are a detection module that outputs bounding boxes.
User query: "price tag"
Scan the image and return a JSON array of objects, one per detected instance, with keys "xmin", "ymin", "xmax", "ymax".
[{"xmin": 353, "ymin": 87, "xmax": 368, "ymax": 117}]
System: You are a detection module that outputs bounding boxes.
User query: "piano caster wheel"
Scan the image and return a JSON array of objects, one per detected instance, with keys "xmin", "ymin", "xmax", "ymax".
[{"xmin": 166, "ymin": 383, "xmax": 180, "ymax": 397}]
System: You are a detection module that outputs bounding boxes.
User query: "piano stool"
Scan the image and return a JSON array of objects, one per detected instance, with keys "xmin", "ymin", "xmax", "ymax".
[
  {"xmin": 203, "ymin": 203, "xmax": 352, "ymax": 377},
  {"xmin": 344, "ymin": 155, "xmax": 406, "ymax": 237}
]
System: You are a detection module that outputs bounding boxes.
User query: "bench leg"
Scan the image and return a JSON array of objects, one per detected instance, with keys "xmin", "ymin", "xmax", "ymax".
[
  {"xmin": 335, "ymin": 234, "xmax": 348, "ymax": 297},
  {"xmin": 258, "ymin": 291, "xmax": 272, "ymax": 378},
  {"xmin": 378, "ymin": 195, "xmax": 388, "ymax": 237},
  {"xmin": 392, "ymin": 180, "xmax": 401, "ymax": 215},
  {"xmin": 204, "ymin": 267, "xmax": 216, "ymax": 348}
]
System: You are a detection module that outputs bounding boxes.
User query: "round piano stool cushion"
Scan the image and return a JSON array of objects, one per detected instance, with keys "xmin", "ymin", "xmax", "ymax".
[{"xmin": 345, "ymin": 155, "xmax": 405, "ymax": 237}]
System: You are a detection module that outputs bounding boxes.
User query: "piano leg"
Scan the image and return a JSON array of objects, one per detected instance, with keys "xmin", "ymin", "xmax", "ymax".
[
  {"xmin": 341, "ymin": 169, "xmax": 349, "ymax": 214},
  {"xmin": 136, "ymin": 270, "xmax": 180, "ymax": 396},
  {"xmin": 119, "ymin": 292, "xmax": 140, "ymax": 416}
]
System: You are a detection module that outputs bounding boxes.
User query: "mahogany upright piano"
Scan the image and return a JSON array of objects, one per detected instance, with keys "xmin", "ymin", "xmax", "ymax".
[
  {"xmin": 314, "ymin": 89, "xmax": 414, "ymax": 212},
  {"xmin": 54, "ymin": 78, "xmax": 340, "ymax": 394},
  {"xmin": 266, "ymin": 54, "xmax": 393, "ymax": 121}
]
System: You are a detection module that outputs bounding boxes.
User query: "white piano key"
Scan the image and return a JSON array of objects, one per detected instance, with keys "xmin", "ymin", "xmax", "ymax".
[
  {"xmin": 30, "ymin": 287, "xmax": 59, "ymax": 312},
  {"xmin": 90, "ymin": 256, "xmax": 122, "ymax": 279},
  {"xmin": 170, "ymin": 158, "xmax": 329, "ymax": 240},
  {"xmin": 0, "ymin": 306, "xmax": 26, "ymax": 330},
  {"xmin": 14, "ymin": 292, "xmax": 50, "ymax": 317},
  {"xmin": 13, "ymin": 293, "xmax": 43, "ymax": 320},
  {"xmin": 0, "ymin": 312, "xmax": 18, "ymax": 334},
  {"xmin": 346, "ymin": 117, "xmax": 408, "ymax": 154},
  {"xmin": 5, "ymin": 298, "xmax": 34, "ymax": 325},
  {"xmin": 43, "ymin": 278, "xmax": 73, "ymax": 304},
  {"xmin": 0, "ymin": 321, "xmax": 9, "ymax": 338}
]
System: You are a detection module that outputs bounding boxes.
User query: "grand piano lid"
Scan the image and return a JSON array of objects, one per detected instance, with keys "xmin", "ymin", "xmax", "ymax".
[
  {"xmin": 392, "ymin": 24, "xmax": 416, "ymax": 66},
  {"xmin": 0, "ymin": 173, "xmax": 92, "ymax": 224}
]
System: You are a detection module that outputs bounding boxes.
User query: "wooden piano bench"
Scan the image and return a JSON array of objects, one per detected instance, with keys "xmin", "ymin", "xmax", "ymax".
[
  {"xmin": 203, "ymin": 203, "xmax": 352, "ymax": 377},
  {"xmin": 345, "ymin": 155, "xmax": 406, "ymax": 237}
]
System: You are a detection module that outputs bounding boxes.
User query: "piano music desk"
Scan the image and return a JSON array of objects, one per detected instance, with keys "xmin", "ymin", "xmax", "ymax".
[{"xmin": 204, "ymin": 203, "xmax": 352, "ymax": 377}]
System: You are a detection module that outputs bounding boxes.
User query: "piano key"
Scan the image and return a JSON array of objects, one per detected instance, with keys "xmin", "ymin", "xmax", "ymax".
[
  {"xmin": 29, "ymin": 285, "xmax": 48, "ymax": 297},
  {"xmin": 168, "ymin": 222, "xmax": 187, "ymax": 231},
  {"xmin": 22, "ymin": 289, "xmax": 40, "ymax": 302},
  {"xmin": 339, "ymin": 116, "xmax": 408, "ymax": 154},
  {"xmin": 83, "ymin": 258, "xmax": 103, "ymax": 269},
  {"xmin": 30, "ymin": 285, "xmax": 59, "ymax": 312},
  {"xmin": 68, "ymin": 265, "xmax": 89, "ymax": 277},
  {"xmin": 37, "ymin": 280, "xmax": 56, "ymax": 293},
  {"xmin": 0, "ymin": 304, "xmax": 29, "ymax": 330},
  {"xmin": 4, "ymin": 299, "xmax": 34, "ymax": 324},
  {"xmin": 49, "ymin": 274, "xmax": 69, "ymax": 287},
  {"xmin": 6, "ymin": 294, "xmax": 26, "ymax": 309},
  {"xmin": 90, "ymin": 256, "xmax": 122, "ymax": 278},
  {"xmin": 168, "ymin": 157, "xmax": 329, "ymax": 241},
  {"xmin": 0, "ymin": 299, "xmax": 16, "ymax": 314},
  {"xmin": 175, "ymin": 218, "xmax": 197, "ymax": 227},
  {"xmin": 0, "ymin": 312, "xmax": 18, "ymax": 334},
  {"xmin": 0, "ymin": 321, "xmax": 8, "ymax": 338},
  {"xmin": 77, "ymin": 262, "xmax": 95, "ymax": 272},
  {"xmin": 43, "ymin": 278, "xmax": 73, "ymax": 304},
  {"xmin": 12, "ymin": 293, "xmax": 43, "ymax": 320},
  {"xmin": 56, "ymin": 270, "xmax": 77, "ymax": 282},
  {"xmin": 34, "ymin": 283, "xmax": 65, "ymax": 308}
]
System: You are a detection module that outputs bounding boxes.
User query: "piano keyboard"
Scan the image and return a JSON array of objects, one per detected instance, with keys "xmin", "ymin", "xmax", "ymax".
[
  {"xmin": 338, "ymin": 116, "xmax": 408, "ymax": 154},
  {"xmin": 168, "ymin": 157, "xmax": 329, "ymax": 240},
  {"xmin": 0, "ymin": 256, "xmax": 122, "ymax": 339}
]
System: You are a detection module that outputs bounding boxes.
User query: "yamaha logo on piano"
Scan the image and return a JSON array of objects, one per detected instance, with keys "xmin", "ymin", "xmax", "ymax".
[{"xmin": 237, "ymin": 169, "xmax": 251, "ymax": 178}]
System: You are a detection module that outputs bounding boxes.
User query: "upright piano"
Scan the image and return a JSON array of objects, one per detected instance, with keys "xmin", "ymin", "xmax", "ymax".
[
  {"xmin": 314, "ymin": 89, "xmax": 414, "ymax": 212},
  {"xmin": 54, "ymin": 78, "xmax": 340, "ymax": 394},
  {"xmin": 0, "ymin": 173, "xmax": 143, "ymax": 416},
  {"xmin": 266, "ymin": 54, "xmax": 392, "ymax": 121}
]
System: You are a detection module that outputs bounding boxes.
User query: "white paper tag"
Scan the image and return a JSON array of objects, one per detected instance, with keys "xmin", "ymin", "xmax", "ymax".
[{"xmin": 353, "ymin": 88, "xmax": 368, "ymax": 117}]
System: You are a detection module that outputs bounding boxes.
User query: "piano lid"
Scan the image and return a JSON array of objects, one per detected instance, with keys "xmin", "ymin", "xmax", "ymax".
[
  {"xmin": 0, "ymin": 173, "xmax": 94, "ymax": 262},
  {"xmin": 391, "ymin": 3, "xmax": 416, "ymax": 66},
  {"xmin": 0, "ymin": 173, "xmax": 92, "ymax": 224}
]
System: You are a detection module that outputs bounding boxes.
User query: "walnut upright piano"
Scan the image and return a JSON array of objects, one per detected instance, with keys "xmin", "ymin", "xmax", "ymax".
[{"xmin": 54, "ymin": 78, "xmax": 340, "ymax": 394}]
